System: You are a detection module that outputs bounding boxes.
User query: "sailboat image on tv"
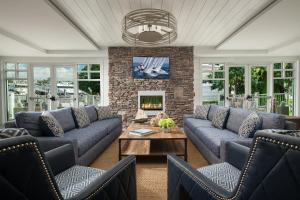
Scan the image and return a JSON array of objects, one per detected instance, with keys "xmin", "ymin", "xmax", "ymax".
[{"xmin": 133, "ymin": 57, "xmax": 170, "ymax": 79}]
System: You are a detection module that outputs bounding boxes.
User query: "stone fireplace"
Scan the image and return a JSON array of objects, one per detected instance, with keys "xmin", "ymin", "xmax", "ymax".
[
  {"xmin": 109, "ymin": 47, "xmax": 194, "ymax": 127},
  {"xmin": 138, "ymin": 91, "xmax": 165, "ymax": 115}
]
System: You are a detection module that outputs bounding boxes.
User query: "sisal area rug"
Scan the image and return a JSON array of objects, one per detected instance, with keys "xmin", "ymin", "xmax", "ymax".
[{"xmin": 90, "ymin": 140, "xmax": 208, "ymax": 200}]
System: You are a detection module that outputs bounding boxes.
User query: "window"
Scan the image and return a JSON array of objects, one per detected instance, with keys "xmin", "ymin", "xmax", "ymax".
[
  {"xmin": 5, "ymin": 63, "xmax": 29, "ymax": 120},
  {"xmin": 201, "ymin": 63, "xmax": 225, "ymax": 105},
  {"xmin": 77, "ymin": 64, "xmax": 101, "ymax": 106},
  {"xmin": 228, "ymin": 66, "xmax": 245, "ymax": 97},
  {"xmin": 273, "ymin": 63, "xmax": 295, "ymax": 116}
]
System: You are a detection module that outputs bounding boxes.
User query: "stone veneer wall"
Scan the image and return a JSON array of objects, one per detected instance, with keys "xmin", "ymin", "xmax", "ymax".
[{"xmin": 108, "ymin": 47, "xmax": 194, "ymax": 127}]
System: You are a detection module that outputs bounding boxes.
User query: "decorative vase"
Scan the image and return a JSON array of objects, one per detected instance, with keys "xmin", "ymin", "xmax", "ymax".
[{"xmin": 162, "ymin": 127, "xmax": 171, "ymax": 133}]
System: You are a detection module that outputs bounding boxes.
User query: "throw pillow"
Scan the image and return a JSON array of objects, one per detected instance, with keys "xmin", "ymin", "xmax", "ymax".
[
  {"xmin": 238, "ymin": 112, "xmax": 261, "ymax": 138},
  {"xmin": 40, "ymin": 111, "xmax": 64, "ymax": 137},
  {"xmin": 194, "ymin": 105, "xmax": 210, "ymax": 119},
  {"xmin": 0, "ymin": 128, "xmax": 29, "ymax": 139},
  {"xmin": 212, "ymin": 107, "xmax": 229, "ymax": 129},
  {"xmin": 96, "ymin": 106, "xmax": 116, "ymax": 120},
  {"xmin": 72, "ymin": 107, "xmax": 90, "ymax": 128}
]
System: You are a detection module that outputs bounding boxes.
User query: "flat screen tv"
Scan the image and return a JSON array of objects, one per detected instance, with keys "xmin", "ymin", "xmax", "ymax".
[{"xmin": 133, "ymin": 56, "xmax": 170, "ymax": 79}]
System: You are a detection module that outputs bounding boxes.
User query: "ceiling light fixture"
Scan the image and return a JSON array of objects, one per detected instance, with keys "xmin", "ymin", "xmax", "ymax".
[{"xmin": 122, "ymin": 9, "xmax": 177, "ymax": 47}]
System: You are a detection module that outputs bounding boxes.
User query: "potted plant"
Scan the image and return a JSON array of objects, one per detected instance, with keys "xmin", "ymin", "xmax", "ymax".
[{"xmin": 159, "ymin": 118, "xmax": 175, "ymax": 133}]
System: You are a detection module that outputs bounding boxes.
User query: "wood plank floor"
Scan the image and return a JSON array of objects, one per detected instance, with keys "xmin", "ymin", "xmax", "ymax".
[{"xmin": 90, "ymin": 139, "xmax": 208, "ymax": 200}]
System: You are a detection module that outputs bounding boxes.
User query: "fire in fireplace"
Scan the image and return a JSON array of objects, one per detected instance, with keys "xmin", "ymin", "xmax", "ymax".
[{"xmin": 140, "ymin": 96, "xmax": 163, "ymax": 111}]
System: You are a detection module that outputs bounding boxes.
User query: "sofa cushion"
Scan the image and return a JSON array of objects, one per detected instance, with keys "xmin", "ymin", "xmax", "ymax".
[
  {"xmin": 226, "ymin": 108, "xmax": 251, "ymax": 133},
  {"xmin": 72, "ymin": 107, "xmax": 90, "ymax": 128},
  {"xmin": 184, "ymin": 118, "xmax": 214, "ymax": 131},
  {"xmin": 96, "ymin": 106, "xmax": 116, "ymax": 120},
  {"xmin": 15, "ymin": 112, "xmax": 43, "ymax": 136},
  {"xmin": 84, "ymin": 105, "xmax": 98, "ymax": 122},
  {"xmin": 194, "ymin": 105, "xmax": 210, "ymax": 119},
  {"xmin": 50, "ymin": 108, "xmax": 76, "ymax": 132},
  {"xmin": 208, "ymin": 105, "xmax": 222, "ymax": 121},
  {"xmin": 63, "ymin": 118, "xmax": 121, "ymax": 156},
  {"xmin": 238, "ymin": 112, "xmax": 261, "ymax": 138},
  {"xmin": 212, "ymin": 107, "xmax": 229, "ymax": 129},
  {"xmin": 257, "ymin": 112, "xmax": 285, "ymax": 129},
  {"xmin": 40, "ymin": 111, "xmax": 64, "ymax": 137},
  {"xmin": 194, "ymin": 127, "xmax": 239, "ymax": 157}
]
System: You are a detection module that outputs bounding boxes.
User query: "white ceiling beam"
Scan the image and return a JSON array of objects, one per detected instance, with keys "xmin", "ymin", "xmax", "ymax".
[
  {"xmin": 269, "ymin": 36, "xmax": 300, "ymax": 52},
  {"xmin": 0, "ymin": 27, "xmax": 46, "ymax": 53},
  {"xmin": 215, "ymin": 0, "xmax": 282, "ymax": 50},
  {"xmin": 44, "ymin": 0, "xmax": 101, "ymax": 50},
  {"xmin": 194, "ymin": 46, "xmax": 268, "ymax": 57}
]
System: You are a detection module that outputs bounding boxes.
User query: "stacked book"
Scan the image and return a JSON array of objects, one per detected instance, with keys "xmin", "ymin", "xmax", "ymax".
[{"xmin": 129, "ymin": 128, "xmax": 154, "ymax": 136}]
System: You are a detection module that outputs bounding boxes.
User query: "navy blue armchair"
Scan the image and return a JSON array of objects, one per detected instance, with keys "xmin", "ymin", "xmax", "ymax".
[
  {"xmin": 167, "ymin": 130, "xmax": 300, "ymax": 200},
  {"xmin": 0, "ymin": 135, "xmax": 136, "ymax": 200}
]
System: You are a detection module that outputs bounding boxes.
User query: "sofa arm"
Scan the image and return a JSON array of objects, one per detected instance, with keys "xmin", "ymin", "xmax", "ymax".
[
  {"xmin": 285, "ymin": 120, "xmax": 297, "ymax": 130},
  {"xmin": 75, "ymin": 156, "xmax": 137, "ymax": 200},
  {"xmin": 36, "ymin": 137, "xmax": 78, "ymax": 163},
  {"xmin": 183, "ymin": 114, "xmax": 194, "ymax": 119},
  {"xmin": 4, "ymin": 121, "xmax": 17, "ymax": 128},
  {"xmin": 220, "ymin": 141, "xmax": 250, "ymax": 170},
  {"xmin": 167, "ymin": 155, "xmax": 232, "ymax": 200},
  {"xmin": 44, "ymin": 144, "xmax": 76, "ymax": 176}
]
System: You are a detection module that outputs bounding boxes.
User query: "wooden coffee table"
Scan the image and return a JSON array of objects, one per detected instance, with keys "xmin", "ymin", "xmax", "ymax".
[{"xmin": 118, "ymin": 123, "xmax": 187, "ymax": 161}]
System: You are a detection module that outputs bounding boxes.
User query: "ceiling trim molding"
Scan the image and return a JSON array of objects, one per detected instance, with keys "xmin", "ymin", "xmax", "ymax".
[
  {"xmin": 0, "ymin": 27, "xmax": 46, "ymax": 53},
  {"xmin": 194, "ymin": 46, "xmax": 268, "ymax": 56},
  {"xmin": 215, "ymin": 0, "xmax": 282, "ymax": 50},
  {"xmin": 46, "ymin": 50, "xmax": 104, "ymax": 54},
  {"xmin": 44, "ymin": 0, "xmax": 101, "ymax": 50},
  {"xmin": 269, "ymin": 36, "xmax": 300, "ymax": 52}
]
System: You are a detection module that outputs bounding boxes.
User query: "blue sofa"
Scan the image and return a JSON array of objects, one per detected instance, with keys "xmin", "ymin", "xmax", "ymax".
[
  {"xmin": 183, "ymin": 105, "xmax": 296, "ymax": 164},
  {"xmin": 4, "ymin": 106, "xmax": 122, "ymax": 166}
]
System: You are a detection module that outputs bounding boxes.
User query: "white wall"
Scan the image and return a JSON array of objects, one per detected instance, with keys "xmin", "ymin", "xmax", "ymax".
[{"xmin": 194, "ymin": 56, "xmax": 300, "ymax": 115}]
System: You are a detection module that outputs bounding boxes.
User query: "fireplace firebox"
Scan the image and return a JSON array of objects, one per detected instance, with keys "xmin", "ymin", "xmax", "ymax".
[{"xmin": 138, "ymin": 91, "xmax": 165, "ymax": 115}]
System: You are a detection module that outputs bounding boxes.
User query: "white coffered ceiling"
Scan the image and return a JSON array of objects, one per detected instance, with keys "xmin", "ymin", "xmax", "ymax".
[{"xmin": 0, "ymin": 0, "xmax": 299, "ymax": 57}]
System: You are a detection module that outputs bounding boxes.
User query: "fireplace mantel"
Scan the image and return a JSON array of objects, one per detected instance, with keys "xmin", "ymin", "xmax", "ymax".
[{"xmin": 138, "ymin": 90, "xmax": 165, "ymax": 115}]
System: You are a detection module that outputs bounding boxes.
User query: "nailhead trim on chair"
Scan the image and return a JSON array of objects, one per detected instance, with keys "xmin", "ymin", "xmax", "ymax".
[
  {"xmin": 0, "ymin": 142, "xmax": 62, "ymax": 200},
  {"xmin": 170, "ymin": 136, "xmax": 299, "ymax": 200}
]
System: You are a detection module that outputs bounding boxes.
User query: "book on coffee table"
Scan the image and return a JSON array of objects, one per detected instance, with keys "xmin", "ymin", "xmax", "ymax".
[{"xmin": 129, "ymin": 128, "xmax": 154, "ymax": 136}]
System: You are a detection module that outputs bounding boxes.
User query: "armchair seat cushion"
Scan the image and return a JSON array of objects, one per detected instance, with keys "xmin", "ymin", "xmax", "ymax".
[
  {"xmin": 55, "ymin": 165, "xmax": 106, "ymax": 199},
  {"xmin": 194, "ymin": 127, "xmax": 239, "ymax": 157},
  {"xmin": 197, "ymin": 162, "xmax": 241, "ymax": 192}
]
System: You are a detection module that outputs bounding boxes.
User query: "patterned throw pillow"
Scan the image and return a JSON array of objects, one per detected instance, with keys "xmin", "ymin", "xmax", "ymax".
[
  {"xmin": 72, "ymin": 107, "xmax": 90, "ymax": 128},
  {"xmin": 40, "ymin": 111, "xmax": 64, "ymax": 137},
  {"xmin": 212, "ymin": 107, "xmax": 229, "ymax": 129},
  {"xmin": 238, "ymin": 112, "xmax": 261, "ymax": 138},
  {"xmin": 194, "ymin": 105, "xmax": 210, "ymax": 119},
  {"xmin": 0, "ymin": 128, "xmax": 29, "ymax": 139},
  {"xmin": 96, "ymin": 106, "xmax": 116, "ymax": 121}
]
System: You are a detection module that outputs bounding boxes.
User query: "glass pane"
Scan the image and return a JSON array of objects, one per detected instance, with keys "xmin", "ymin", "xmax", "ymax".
[
  {"xmin": 6, "ymin": 63, "xmax": 15, "ymax": 70},
  {"xmin": 274, "ymin": 63, "xmax": 282, "ymax": 70},
  {"xmin": 78, "ymin": 72, "xmax": 88, "ymax": 79},
  {"xmin": 285, "ymin": 71, "xmax": 293, "ymax": 78},
  {"xmin": 284, "ymin": 63, "xmax": 293, "ymax": 70},
  {"xmin": 78, "ymin": 81, "xmax": 100, "ymax": 106},
  {"xmin": 91, "ymin": 73, "xmax": 100, "ymax": 79},
  {"xmin": 202, "ymin": 72, "xmax": 213, "ymax": 79},
  {"xmin": 6, "ymin": 80, "xmax": 28, "ymax": 120},
  {"xmin": 273, "ymin": 79, "xmax": 294, "ymax": 116},
  {"xmin": 251, "ymin": 67, "xmax": 267, "ymax": 108},
  {"xmin": 6, "ymin": 71, "xmax": 15, "ymax": 78},
  {"xmin": 214, "ymin": 71, "xmax": 224, "ymax": 79},
  {"xmin": 273, "ymin": 71, "xmax": 282, "ymax": 78},
  {"xmin": 78, "ymin": 64, "xmax": 88, "ymax": 72},
  {"xmin": 18, "ymin": 63, "xmax": 29, "ymax": 70},
  {"xmin": 202, "ymin": 80, "xmax": 225, "ymax": 105},
  {"xmin": 229, "ymin": 67, "xmax": 245, "ymax": 96},
  {"xmin": 213, "ymin": 64, "xmax": 224, "ymax": 71},
  {"xmin": 33, "ymin": 67, "xmax": 51, "ymax": 111},
  {"xmin": 90, "ymin": 64, "xmax": 100, "ymax": 71},
  {"xmin": 18, "ymin": 71, "xmax": 27, "ymax": 79},
  {"xmin": 56, "ymin": 67, "xmax": 75, "ymax": 108},
  {"xmin": 201, "ymin": 64, "xmax": 213, "ymax": 71}
]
